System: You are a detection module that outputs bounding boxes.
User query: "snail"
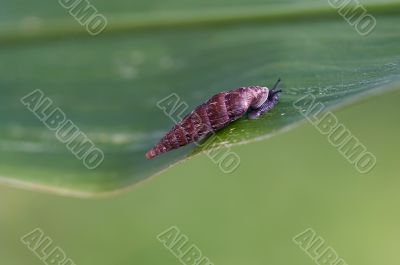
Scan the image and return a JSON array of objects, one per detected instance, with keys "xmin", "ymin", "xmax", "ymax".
[{"xmin": 146, "ymin": 79, "xmax": 282, "ymax": 160}]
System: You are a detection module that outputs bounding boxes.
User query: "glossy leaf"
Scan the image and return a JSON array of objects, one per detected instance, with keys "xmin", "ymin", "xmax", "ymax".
[{"xmin": 0, "ymin": 0, "xmax": 399, "ymax": 196}]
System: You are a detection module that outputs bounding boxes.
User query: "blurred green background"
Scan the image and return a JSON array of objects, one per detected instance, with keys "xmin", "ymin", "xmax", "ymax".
[
  {"xmin": 1, "ymin": 90, "xmax": 399, "ymax": 264},
  {"xmin": 1, "ymin": 0, "xmax": 400, "ymax": 264}
]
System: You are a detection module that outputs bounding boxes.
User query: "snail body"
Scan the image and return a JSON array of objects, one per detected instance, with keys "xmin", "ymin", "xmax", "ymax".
[{"xmin": 146, "ymin": 80, "xmax": 282, "ymax": 160}]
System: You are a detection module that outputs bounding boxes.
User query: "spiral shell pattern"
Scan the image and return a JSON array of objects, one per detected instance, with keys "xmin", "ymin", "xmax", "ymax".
[{"xmin": 146, "ymin": 86, "xmax": 269, "ymax": 159}]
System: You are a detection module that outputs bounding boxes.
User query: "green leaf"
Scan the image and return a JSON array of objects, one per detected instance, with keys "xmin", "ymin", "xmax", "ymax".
[{"xmin": 0, "ymin": 0, "xmax": 399, "ymax": 196}]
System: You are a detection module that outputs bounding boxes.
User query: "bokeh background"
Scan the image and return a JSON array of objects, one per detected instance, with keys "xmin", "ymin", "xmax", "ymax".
[{"xmin": 1, "ymin": 0, "xmax": 400, "ymax": 264}]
